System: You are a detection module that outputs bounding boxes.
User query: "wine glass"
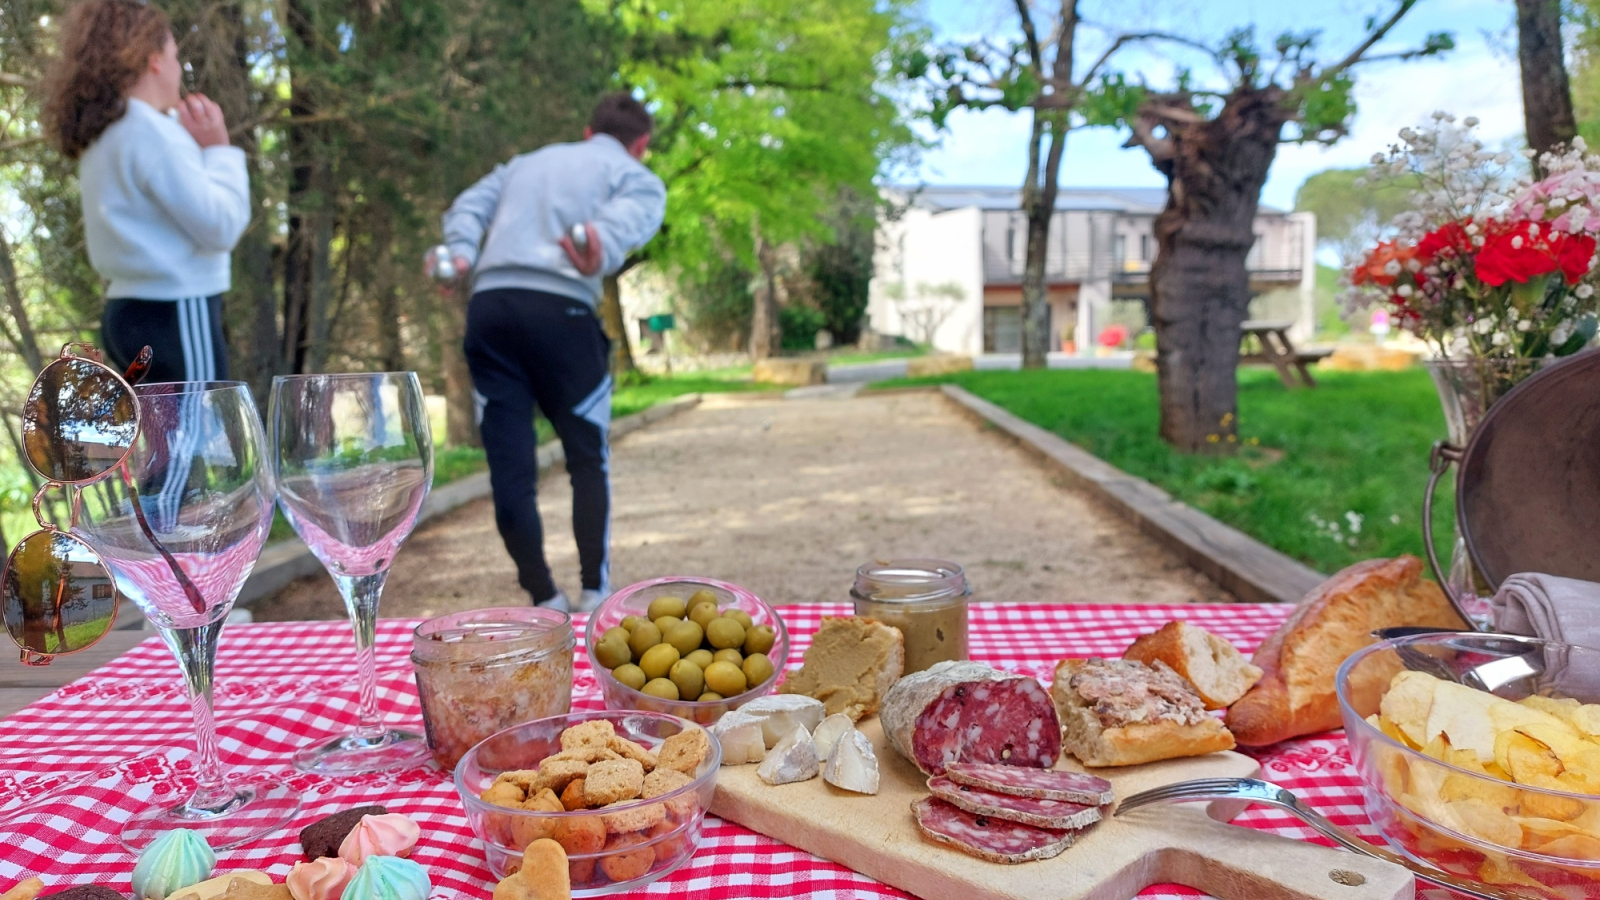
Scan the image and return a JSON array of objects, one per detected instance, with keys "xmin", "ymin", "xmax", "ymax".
[
  {"xmin": 74, "ymin": 381, "xmax": 300, "ymax": 850},
  {"xmin": 269, "ymin": 372, "xmax": 433, "ymax": 773}
]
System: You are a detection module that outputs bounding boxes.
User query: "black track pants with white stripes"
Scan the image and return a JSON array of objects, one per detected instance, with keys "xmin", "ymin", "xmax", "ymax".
[
  {"xmin": 101, "ymin": 295, "xmax": 228, "ymax": 383},
  {"xmin": 465, "ymin": 288, "xmax": 613, "ymax": 605}
]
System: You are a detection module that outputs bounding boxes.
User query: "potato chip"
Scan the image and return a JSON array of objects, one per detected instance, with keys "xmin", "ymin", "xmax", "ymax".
[
  {"xmin": 1381, "ymin": 670, "xmax": 1437, "ymax": 748},
  {"xmin": 1520, "ymin": 786, "xmax": 1588, "ymax": 822},
  {"xmin": 1447, "ymin": 797, "xmax": 1524, "ymax": 848},
  {"xmin": 1477, "ymin": 852, "xmax": 1548, "ymax": 889},
  {"xmin": 1571, "ymin": 705, "xmax": 1600, "ymax": 739},
  {"xmin": 1533, "ymin": 833, "xmax": 1600, "ymax": 862},
  {"xmin": 1499, "ymin": 731, "xmax": 1564, "ymax": 784},
  {"xmin": 1371, "ymin": 713, "xmax": 1419, "ymax": 750}
]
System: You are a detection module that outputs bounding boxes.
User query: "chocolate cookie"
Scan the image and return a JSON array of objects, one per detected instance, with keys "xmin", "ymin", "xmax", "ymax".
[
  {"xmin": 298, "ymin": 805, "xmax": 387, "ymax": 860},
  {"xmin": 41, "ymin": 887, "xmax": 126, "ymax": 900}
]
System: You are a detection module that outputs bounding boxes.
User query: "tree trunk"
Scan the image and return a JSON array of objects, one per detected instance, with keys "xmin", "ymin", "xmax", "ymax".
[
  {"xmin": 0, "ymin": 226, "xmax": 44, "ymax": 372},
  {"xmin": 1143, "ymin": 86, "xmax": 1288, "ymax": 453},
  {"xmin": 751, "ymin": 237, "xmax": 781, "ymax": 360},
  {"xmin": 282, "ymin": 0, "xmax": 335, "ymax": 374},
  {"xmin": 1516, "ymin": 0, "xmax": 1576, "ymax": 162},
  {"xmin": 438, "ymin": 297, "xmax": 480, "ymax": 447},
  {"xmin": 1019, "ymin": 111, "xmax": 1067, "ymax": 368},
  {"xmin": 599, "ymin": 274, "xmax": 637, "ymax": 377}
]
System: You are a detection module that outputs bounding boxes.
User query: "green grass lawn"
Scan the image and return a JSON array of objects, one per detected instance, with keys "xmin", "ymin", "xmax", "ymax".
[
  {"xmin": 885, "ymin": 367, "xmax": 1453, "ymax": 575},
  {"xmin": 827, "ymin": 345, "xmax": 929, "ymax": 366}
]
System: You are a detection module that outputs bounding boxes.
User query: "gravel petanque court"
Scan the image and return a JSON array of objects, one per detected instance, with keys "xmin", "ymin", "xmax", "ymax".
[{"xmin": 251, "ymin": 390, "xmax": 1231, "ymax": 621}]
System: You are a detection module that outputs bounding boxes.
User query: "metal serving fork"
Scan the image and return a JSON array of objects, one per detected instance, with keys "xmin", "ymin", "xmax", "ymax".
[{"xmin": 1116, "ymin": 778, "xmax": 1531, "ymax": 900}]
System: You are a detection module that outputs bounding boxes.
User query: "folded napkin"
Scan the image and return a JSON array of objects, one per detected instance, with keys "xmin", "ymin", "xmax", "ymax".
[{"xmin": 1491, "ymin": 572, "xmax": 1600, "ymax": 647}]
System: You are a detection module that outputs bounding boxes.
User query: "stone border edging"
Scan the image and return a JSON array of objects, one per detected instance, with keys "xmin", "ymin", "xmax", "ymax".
[
  {"xmin": 225, "ymin": 392, "xmax": 704, "ymax": 611},
  {"xmin": 938, "ymin": 384, "xmax": 1322, "ymax": 605}
]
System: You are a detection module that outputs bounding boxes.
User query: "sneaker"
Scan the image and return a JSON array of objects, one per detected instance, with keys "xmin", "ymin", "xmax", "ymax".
[
  {"xmin": 577, "ymin": 589, "xmax": 609, "ymax": 613},
  {"xmin": 537, "ymin": 592, "xmax": 570, "ymax": 613}
]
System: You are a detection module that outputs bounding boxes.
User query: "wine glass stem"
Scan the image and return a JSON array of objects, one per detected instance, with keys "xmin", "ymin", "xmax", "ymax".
[
  {"xmin": 334, "ymin": 571, "xmax": 388, "ymax": 739},
  {"xmin": 159, "ymin": 618, "xmax": 236, "ymax": 811}
]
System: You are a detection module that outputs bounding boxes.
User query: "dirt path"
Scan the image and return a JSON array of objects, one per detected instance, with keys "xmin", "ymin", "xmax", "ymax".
[{"xmin": 252, "ymin": 390, "xmax": 1229, "ymax": 621}]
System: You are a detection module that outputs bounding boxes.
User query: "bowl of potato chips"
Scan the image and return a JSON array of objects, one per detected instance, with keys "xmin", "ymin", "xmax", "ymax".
[{"xmin": 1339, "ymin": 632, "xmax": 1600, "ymax": 898}]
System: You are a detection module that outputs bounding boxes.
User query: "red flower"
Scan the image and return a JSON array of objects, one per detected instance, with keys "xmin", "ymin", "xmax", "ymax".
[
  {"xmin": 1417, "ymin": 221, "xmax": 1472, "ymax": 263},
  {"xmin": 1351, "ymin": 241, "xmax": 1419, "ymax": 287},
  {"xmin": 1474, "ymin": 219, "xmax": 1597, "ymax": 286}
]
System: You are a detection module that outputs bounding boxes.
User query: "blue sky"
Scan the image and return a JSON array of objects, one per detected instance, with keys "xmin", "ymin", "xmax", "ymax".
[{"xmin": 909, "ymin": 0, "xmax": 1524, "ymax": 210}]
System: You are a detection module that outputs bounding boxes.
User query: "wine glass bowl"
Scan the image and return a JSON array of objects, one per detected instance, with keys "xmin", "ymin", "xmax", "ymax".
[
  {"xmin": 270, "ymin": 372, "xmax": 433, "ymax": 773},
  {"xmin": 73, "ymin": 380, "xmax": 298, "ymax": 850}
]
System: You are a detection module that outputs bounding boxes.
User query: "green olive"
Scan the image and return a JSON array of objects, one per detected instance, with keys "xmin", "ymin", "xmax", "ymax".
[
  {"xmin": 642, "ymin": 678, "xmax": 680, "ymax": 700},
  {"xmin": 670, "ymin": 659, "xmax": 705, "ymax": 701},
  {"xmin": 628, "ymin": 622, "xmax": 663, "ymax": 660},
  {"xmin": 593, "ymin": 637, "xmax": 632, "ymax": 670},
  {"xmin": 687, "ymin": 602, "xmax": 719, "ymax": 630},
  {"xmin": 706, "ymin": 617, "xmax": 746, "ymax": 651},
  {"xmin": 703, "ymin": 660, "xmax": 748, "ymax": 697},
  {"xmin": 742, "ymin": 652, "xmax": 775, "ymax": 688},
  {"xmin": 653, "ymin": 615, "xmax": 682, "ymax": 635},
  {"xmin": 685, "ymin": 649, "xmax": 714, "ymax": 669},
  {"xmin": 688, "ymin": 589, "xmax": 718, "ymax": 608},
  {"xmin": 743, "ymin": 624, "xmax": 776, "ymax": 656},
  {"xmin": 664, "ymin": 620, "xmax": 704, "ymax": 656},
  {"xmin": 647, "ymin": 595, "xmax": 687, "ymax": 621},
  {"xmin": 613, "ymin": 663, "xmax": 648, "ymax": 691},
  {"xmin": 712, "ymin": 648, "xmax": 744, "ymax": 667},
  {"xmin": 697, "ymin": 691, "xmax": 724, "ymax": 703},
  {"xmin": 601, "ymin": 626, "xmax": 630, "ymax": 646},
  {"xmin": 639, "ymin": 643, "xmax": 681, "ymax": 681},
  {"xmin": 726, "ymin": 609, "xmax": 754, "ymax": 630},
  {"xmin": 620, "ymin": 616, "xmax": 644, "ymax": 632}
]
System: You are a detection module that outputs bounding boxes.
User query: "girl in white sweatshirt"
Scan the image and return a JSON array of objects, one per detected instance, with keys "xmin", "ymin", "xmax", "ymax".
[{"xmin": 43, "ymin": 0, "xmax": 249, "ymax": 382}]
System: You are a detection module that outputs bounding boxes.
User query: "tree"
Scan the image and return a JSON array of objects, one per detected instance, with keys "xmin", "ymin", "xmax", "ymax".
[
  {"xmin": 1293, "ymin": 166, "xmax": 1412, "ymax": 259},
  {"xmin": 1517, "ymin": 0, "xmax": 1576, "ymax": 162},
  {"xmin": 803, "ymin": 188, "xmax": 877, "ymax": 345},
  {"xmin": 1117, "ymin": 5, "xmax": 1450, "ymax": 452},
  {"xmin": 886, "ymin": 279, "xmax": 964, "ymax": 346}
]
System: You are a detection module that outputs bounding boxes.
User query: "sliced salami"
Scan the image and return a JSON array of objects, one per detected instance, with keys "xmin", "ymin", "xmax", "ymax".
[
  {"xmin": 880, "ymin": 660, "xmax": 1060, "ymax": 776},
  {"xmin": 911, "ymin": 797, "xmax": 1083, "ymax": 863},
  {"xmin": 926, "ymin": 775, "xmax": 1102, "ymax": 830},
  {"xmin": 943, "ymin": 762, "xmax": 1114, "ymax": 806}
]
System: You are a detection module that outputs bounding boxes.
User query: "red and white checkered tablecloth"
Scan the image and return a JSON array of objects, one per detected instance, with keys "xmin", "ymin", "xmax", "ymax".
[{"xmin": 0, "ymin": 603, "xmax": 1393, "ymax": 899}]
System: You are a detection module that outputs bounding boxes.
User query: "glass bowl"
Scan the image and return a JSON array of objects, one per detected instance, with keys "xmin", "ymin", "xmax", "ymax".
[
  {"xmin": 1339, "ymin": 631, "xmax": 1600, "ymax": 899},
  {"xmin": 585, "ymin": 576, "xmax": 790, "ymax": 725},
  {"xmin": 454, "ymin": 710, "xmax": 720, "ymax": 893}
]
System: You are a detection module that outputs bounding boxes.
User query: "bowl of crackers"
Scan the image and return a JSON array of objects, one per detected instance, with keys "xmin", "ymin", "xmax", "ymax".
[
  {"xmin": 454, "ymin": 710, "xmax": 721, "ymax": 893},
  {"xmin": 1339, "ymin": 631, "xmax": 1600, "ymax": 899},
  {"xmin": 585, "ymin": 576, "xmax": 790, "ymax": 725}
]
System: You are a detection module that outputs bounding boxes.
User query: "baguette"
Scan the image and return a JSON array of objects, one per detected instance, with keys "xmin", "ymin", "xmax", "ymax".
[
  {"xmin": 1226, "ymin": 555, "xmax": 1466, "ymax": 747},
  {"xmin": 1052, "ymin": 658, "xmax": 1235, "ymax": 767},
  {"xmin": 1123, "ymin": 621, "xmax": 1262, "ymax": 710}
]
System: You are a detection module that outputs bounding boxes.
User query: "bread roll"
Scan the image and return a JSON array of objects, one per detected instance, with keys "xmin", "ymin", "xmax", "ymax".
[
  {"xmin": 1226, "ymin": 555, "xmax": 1467, "ymax": 747},
  {"xmin": 1123, "ymin": 621, "xmax": 1263, "ymax": 710},
  {"xmin": 1052, "ymin": 658, "xmax": 1235, "ymax": 767}
]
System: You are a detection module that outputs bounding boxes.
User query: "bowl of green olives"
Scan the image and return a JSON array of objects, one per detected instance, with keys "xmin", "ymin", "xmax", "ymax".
[{"xmin": 585, "ymin": 577, "xmax": 789, "ymax": 725}]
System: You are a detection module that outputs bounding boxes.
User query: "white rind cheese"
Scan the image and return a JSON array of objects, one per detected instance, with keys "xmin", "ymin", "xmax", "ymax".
[
  {"xmin": 756, "ymin": 723, "xmax": 819, "ymax": 785},
  {"xmin": 712, "ymin": 712, "xmax": 768, "ymax": 766},
  {"xmin": 822, "ymin": 727, "xmax": 879, "ymax": 794},
  {"xmin": 738, "ymin": 695, "xmax": 826, "ymax": 748},
  {"xmin": 812, "ymin": 713, "xmax": 854, "ymax": 761}
]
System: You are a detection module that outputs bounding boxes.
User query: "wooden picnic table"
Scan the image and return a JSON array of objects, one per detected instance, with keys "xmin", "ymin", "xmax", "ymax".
[
  {"xmin": 1239, "ymin": 320, "xmax": 1333, "ymax": 389},
  {"xmin": 0, "ymin": 627, "xmax": 147, "ymax": 718}
]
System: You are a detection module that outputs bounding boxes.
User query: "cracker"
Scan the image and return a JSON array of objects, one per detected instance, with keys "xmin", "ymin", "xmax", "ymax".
[
  {"xmin": 640, "ymin": 767, "xmax": 692, "ymax": 800},
  {"xmin": 584, "ymin": 758, "xmax": 646, "ymax": 806},
  {"xmin": 0, "ymin": 878, "xmax": 42, "ymax": 900},
  {"xmin": 657, "ymin": 727, "xmax": 711, "ymax": 775},
  {"xmin": 218, "ymin": 880, "xmax": 291, "ymax": 900},
  {"xmin": 601, "ymin": 799, "xmax": 666, "ymax": 834},
  {"xmin": 607, "ymin": 736, "xmax": 659, "ymax": 771},
  {"xmin": 481, "ymin": 780, "xmax": 527, "ymax": 808},
  {"xmin": 530, "ymin": 758, "xmax": 591, "ymax": 796},
  {"xmin": 560, "ymin": 720, "xmax": 616, "ymax": 750},
  {"xmin": 560, "ymin": 777, "xmax": 589, "ymax": 811},
  {"xmin": 546, "ymin": 745, "xmax": 621, "ymax": 765},
  {"xmin": 599, "ymin": 833, "xmax": 656, "ymax": 882}
]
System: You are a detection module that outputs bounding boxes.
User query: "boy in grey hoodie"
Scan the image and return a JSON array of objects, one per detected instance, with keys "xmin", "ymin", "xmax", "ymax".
[{"xmin": 439, "ymin": 93, "xmax": 666, "ymax": 612}]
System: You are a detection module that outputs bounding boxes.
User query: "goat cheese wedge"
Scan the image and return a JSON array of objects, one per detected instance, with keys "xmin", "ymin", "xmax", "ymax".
[
  {"xmin": 757, "ymin": 723, "xmax": 819, "ymax": 785},
  {"xmin": 739, "ymin": 695, "xmax": 826, "ymax": 748},
  {"xmin": 712, "ymin": 712, "xmax": 767, "ymax": 766},
  {"xmin": 822, "ymin": 727, "xmax": 879, "ymax": 795},
  {"xmin": 812, "ymin": 713, "xmax": 854, "ymax": 761}
]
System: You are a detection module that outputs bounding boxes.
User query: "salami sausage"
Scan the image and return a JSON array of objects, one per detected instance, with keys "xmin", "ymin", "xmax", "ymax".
[
  {"xmin": 926, "ymin": 775, "xmax": 1102, "ymax": 830},
  {"xmin": 943, "ymin": 762, "xmax": 1114, "ymax": 806},
  {"xmin": 911, "ymin": 797, "xmax": 1083, "ymax": 863},
  {"xmin": 880, "ymin": 660, "xmax": 1060, "ymax": 775}
]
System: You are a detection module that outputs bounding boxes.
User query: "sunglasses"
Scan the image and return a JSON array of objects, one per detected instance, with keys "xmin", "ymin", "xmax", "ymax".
[{"xmin": 2, "ymin": 343, "xmax": 205, "ymax": 666}]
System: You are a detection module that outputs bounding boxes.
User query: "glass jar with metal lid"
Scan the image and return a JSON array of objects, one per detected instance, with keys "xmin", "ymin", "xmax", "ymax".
[
  {"xmin": 411, "ymin": 607, "xmax": 574, "ymax": 770},
  {"xmin": 850, "ymin": 559, "xmax": 970, "ymax": 674}
]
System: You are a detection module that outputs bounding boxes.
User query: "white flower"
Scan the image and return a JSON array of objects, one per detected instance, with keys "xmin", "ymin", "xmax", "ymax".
[
  {"xmin": 1370, "ymin": 153, "xmax": 1384, "ymax": 165},
  {"xmin": 1517, "ymin": 319, "xmax": 1533, "ymax": 331},
  {"xmin": 1465, "ymin": 116, "xmax": 1480, "ymax": 127},
  {"xmin": 1578, "ymin": 284, "xmax": 1595, "ymax": 299},
  {"xmin": 1529, "ymin": 223, "xmax": 1541, "ymax": 238},
  {"xmin": 1406, "ymin": 258, "xmax": 1422, "ymax": 272},
  {"xmin": 1384, "ymin": 260, "xmax": 1402, "ymax": 276},
  {"xmin": 1492, "ymin": 332, "xmax": 1509, "ymax": 346},
  {"xmin": 1345, "ymin": 511, "xmax": 1364, "ymax": 534},
  {"xmin": 1466, "ymin": 223, "xmax": 1480, "ymax": 235},
  {"xmin": 1397, "ymin": 285, "xmax": 1414, "ymax": 297},
  {"xmin": 1511, "ymin": 236, "xmax": 1525, "ymax": 249},
  {"xmin": 1576, "ymin": 136, "xmax": 1589, "ymax": 153}
]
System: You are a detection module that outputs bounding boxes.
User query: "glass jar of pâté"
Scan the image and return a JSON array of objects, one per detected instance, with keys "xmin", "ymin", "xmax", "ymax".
[{"xmin": 850, "ymin": 559, "xmax": 970, "ymax": 674}]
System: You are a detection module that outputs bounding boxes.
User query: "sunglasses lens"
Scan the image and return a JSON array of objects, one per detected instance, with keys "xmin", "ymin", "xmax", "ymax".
[
  {"xmin": 3, "ymin": 531, "xmax": 118, "ymax": 656},
  {"xmin": 22, "ymin": 357, "xmax": 139, "ymax": 483}
]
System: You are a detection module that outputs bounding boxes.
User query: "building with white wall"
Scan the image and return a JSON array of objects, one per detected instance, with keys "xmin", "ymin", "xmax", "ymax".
[{"xmin": 869, "ymin": 186, "xmax": 1317, "ymax": 355}]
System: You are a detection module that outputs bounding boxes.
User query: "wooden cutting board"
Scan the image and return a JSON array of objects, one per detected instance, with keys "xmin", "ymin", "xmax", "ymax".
[{"xmin": 710, "ymin": 718, "xmax": 1414, "ymax": 900}]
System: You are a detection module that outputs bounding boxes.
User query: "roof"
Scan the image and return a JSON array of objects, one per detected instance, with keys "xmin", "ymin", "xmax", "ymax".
[{"xmin": 890, "ymin": 184, "xmax": 1286, "ymax": 216}]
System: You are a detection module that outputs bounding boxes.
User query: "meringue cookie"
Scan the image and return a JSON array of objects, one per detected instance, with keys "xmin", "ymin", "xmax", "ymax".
[
  {"xmin": 338, "ymin": 857, "xmax": 429, "ymax": 900},
  {"xmin": 337, "ymin": 814, "xmax": 420, "ymax": 867},
  {"xmin": 130, "ymin": 828, "xmax": 215, "ymax": 900},
  {"xmin": 287, "ymin": 857, "xmax": 358, "ymax": 900}
]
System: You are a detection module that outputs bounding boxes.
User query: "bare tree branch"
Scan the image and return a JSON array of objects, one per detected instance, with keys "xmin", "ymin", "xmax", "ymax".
[
  {"xmin": 0, "ymin": 73, "xmax": 32, "ymax": 88},
  {"xmin": 1011, "ymin": 0, "xmax": 1044, "ymax": 79},
  {"xmin": 1323, "ymin": 0, "xmax": 1416, "ymax": 77},
  {"xmin": 1076, "ymin": 31, "xmax": 1221, "ymax": 86}
]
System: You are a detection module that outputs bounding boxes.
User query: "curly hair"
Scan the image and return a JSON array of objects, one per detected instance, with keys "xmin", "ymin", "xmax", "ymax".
[{"xmin": 42, "ymin": 0, "xmax": 172, "ymax": 160}]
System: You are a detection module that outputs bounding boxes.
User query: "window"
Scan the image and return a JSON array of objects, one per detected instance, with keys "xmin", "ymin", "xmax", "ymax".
[
  {"xmin": 1140, "ymin": 234, "xmax": 1151, "ymax": 261},
  {"xmin": 1113, "ymin": 234, "xmax": 1126, "ymax": 266}
]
